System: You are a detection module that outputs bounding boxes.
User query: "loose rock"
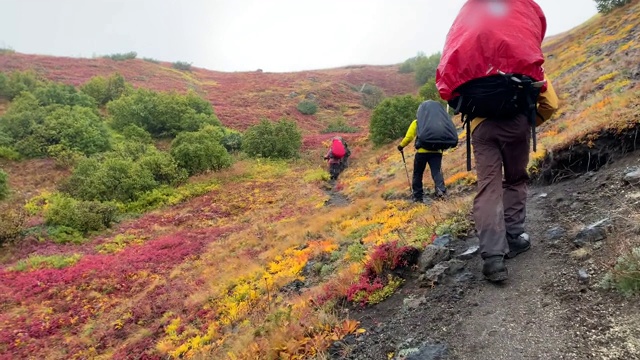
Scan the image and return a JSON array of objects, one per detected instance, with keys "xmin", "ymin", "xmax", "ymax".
[
  {"xmin": 432, "ymin": 235, "xmax": 452, "ymax": 247},
  {"xmin": 623, "ymin": 169, "xmax": 640, "ymax": 184},
  {"xmin": 577, "ymin": 269, "xmax": 590, "ymax": 284},
  {"xmin": 418, "ymin": 245, "xmax": 451, "ymax": 272},
  {"xmin": 574, "ymin": 218, "xmax": 611, "ymax": 247},
  {"xmin": 547, "ymin": 226, "xmax": 567, "ymax": 241},
  {"xmin": 422, "ymin": 259, "xmax": 466, "ymax": 285},
  {"xmin": 396, "ymin": 342, "xmax": 449, "ymax": 360}
]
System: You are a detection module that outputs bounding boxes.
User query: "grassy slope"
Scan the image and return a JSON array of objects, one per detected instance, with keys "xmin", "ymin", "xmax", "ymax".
[
  {"xmin": 1, "ymin": 1, "xmax": 639, "ymax": 359},
  {"xmin": 0, "ymin": 54, "xmax": 417, "ymax": 140}
]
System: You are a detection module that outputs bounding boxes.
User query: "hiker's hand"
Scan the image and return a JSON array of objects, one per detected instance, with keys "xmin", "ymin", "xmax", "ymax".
[{"xmin": 397, "ymin": 145, "xmax": 404, "ymax": 152}]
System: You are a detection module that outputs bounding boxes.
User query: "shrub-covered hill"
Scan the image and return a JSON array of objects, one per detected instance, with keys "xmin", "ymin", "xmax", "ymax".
[
  {"xmin": 0, "ymin": 53, "xmax": 418, "ymax": 137},
  {"xmin": 0, "ymin": 1, "xmax": 639, "ymax": 359}
]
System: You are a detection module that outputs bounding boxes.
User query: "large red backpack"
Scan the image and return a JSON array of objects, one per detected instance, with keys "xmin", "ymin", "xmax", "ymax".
[
  {"xmin": 436, "ymin": 0, "xmax": 547, "ymax": 101},
  {"xmin": 330, "ymin": 138, "xmax": 346, "ymax": 158},
  {"xmin": 436, "ymin": 0, "xmax": 548, "ymax": 171}
]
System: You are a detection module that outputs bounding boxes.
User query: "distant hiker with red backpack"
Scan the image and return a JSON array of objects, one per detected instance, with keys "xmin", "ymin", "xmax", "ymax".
[
  {"xmin": 397, "ymin": 100, "xmax": 458, "ymax": 203},
  {"xmin": 437, "ymin": 0, "xmax": 558, "ymax": 282},
  {"xmin": 324, "ymin": 136, "xmax": 350, "ymax": 180}
]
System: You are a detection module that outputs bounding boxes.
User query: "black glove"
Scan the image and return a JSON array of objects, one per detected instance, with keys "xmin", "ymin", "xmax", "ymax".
[{"xmin": 397, "ymin": 145, "xmax": 404, "ymax": 152}]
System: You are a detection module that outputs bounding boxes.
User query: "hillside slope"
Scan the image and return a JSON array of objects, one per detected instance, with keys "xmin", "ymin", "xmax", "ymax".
[
  {"xmin": 0, "ymin": 2, "xmax": 639, "ymax": 360},
  {"xmin": 0, "ymin": 53, "xmax": 417, "ymax": 138}
]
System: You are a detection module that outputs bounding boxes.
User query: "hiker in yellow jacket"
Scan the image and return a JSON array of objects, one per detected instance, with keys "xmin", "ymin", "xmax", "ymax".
[{"xmin": 397, "ymin": 120, "xmax": 446, "ymax": 203}]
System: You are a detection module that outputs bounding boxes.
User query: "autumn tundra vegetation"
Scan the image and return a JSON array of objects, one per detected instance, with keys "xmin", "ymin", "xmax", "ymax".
[{"xmin": 0, "ymin": 0, "xmax": 639, "ymax": 358}]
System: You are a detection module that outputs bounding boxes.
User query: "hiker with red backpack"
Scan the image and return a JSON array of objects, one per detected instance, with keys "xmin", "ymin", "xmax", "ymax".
[
  {"xmin": 437, "ymin": 0, "xmax": 558, "ymax": 282},
  {"xmin": 397, "ymin": 100, "xmax": 458, "ymax": 203},
  {"xmin": 324, "ymin": 136, "xmax": 350, "ymax": 180}
]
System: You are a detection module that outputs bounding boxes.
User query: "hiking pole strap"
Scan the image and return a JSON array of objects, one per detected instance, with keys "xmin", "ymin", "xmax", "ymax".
[{"xmin": 465, "ymin": 114, "xmax": 472, "ymax": 172}]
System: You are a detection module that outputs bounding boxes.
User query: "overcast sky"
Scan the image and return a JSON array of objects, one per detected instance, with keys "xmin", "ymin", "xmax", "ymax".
[{"xmin": 0, "ymin": 0, "xmax": 597, "ymax": 73}]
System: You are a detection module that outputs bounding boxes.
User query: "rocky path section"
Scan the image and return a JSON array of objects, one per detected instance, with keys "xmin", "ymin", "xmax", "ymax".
[{"xmin": 331, "ymin": 152, "xmax": 640, "ymax": 360}]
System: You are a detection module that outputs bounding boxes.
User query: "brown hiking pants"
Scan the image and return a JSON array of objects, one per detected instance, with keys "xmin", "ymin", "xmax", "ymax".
[{"xmin": 472, "ymin": 114, "xmax": 531, "ymax": 258}]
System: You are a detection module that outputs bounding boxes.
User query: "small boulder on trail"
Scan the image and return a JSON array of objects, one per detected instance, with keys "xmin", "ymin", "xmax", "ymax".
[
  {"xmin": 421, "ymin": 259, "xmax": 466, "ymax": 285},
  {"xmin": 623, "ymin": 168, "xmax": 640, "ymax": 184},
  {"xmin": 574, "ymin": 218, "xmax": 612, "ymax": 247},
  {"xmin": 418, "ymin": 245, "xmax": 451, "ymax": 272}
]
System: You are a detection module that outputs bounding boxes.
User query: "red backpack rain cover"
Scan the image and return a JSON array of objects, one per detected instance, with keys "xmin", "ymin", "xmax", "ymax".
[
  {"xmin": 330, "ymin": 138, "xmax": 346, "ymax": 158},
  {"xmin": 436, "ymin": 0, "xmax": 548, "ymax": 101}
]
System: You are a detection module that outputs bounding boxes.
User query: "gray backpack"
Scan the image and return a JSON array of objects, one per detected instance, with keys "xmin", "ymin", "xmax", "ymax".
[{"xmin": 415, "ymin": 100, "xmax": 459, "ymax": 151}]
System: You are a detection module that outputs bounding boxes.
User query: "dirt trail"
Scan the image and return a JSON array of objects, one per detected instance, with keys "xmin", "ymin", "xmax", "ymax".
[{"xmin": 331, "ymin": 151, "xmax": 640, "ymax": 360}]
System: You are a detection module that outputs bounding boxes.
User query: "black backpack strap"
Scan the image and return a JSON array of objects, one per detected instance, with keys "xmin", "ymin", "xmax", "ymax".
[
  {"xmin": 462, "ymin": 113, "xmax": 474, "ymax": 172},
  {"xmin": 524, "ymin": 81, "xmax": 538, "ymax": 153}
]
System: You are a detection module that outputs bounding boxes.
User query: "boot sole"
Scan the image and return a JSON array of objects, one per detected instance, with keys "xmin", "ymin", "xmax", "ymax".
[
  {"xmin": 505, "ymin": 242, "xmax": 531, "ymax": 259},
  {"xmin": 484, "ymin": 268, "xmax": 508, "ymax": 282}
]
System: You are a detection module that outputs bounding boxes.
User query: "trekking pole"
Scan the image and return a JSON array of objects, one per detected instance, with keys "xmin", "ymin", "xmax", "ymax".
[{"xmin": 400, "ymin": 149, "xmax": 412, "ymax": 194}]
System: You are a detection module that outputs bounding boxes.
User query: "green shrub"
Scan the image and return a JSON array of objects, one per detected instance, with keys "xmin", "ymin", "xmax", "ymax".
[
  {"xmin": 46, "ymin": 144, "xmax": 85, "ymax": 168},
  {"xmin": 33, "ymin": 83, "xmax": 96, "ymax": 107},
  {"xmin": 107, "ymin": 89, "xmax": 220, "ymax": 137},
  {"xmin": 297, "ymin": 100, "xmax": 318, "ymax": 115},
  {"xmin": 398, "ymin": 61, "xmax": 415, "ymax": 74},
  {"xmin": 347, "ymin": 242, "xmax": 367, "ymax": 262},
  {"xmin": 62, "ymin": 157, "xmax": 158, "ymax": 202},
  {"xmin": 361, "ymin": 84, "xmax": 385, "ymax": 109},
  {"xmin": 0, "ymin": 129, "xmax": 12, "ymax": 146},
  {"xmin": 123, "ymin": 179, "xmax": 218, "ymax": 214},
  {"xmin": 40, "ymin": 106, "xmax": 111, "ymax": 155},
  {"xmin": 47, "ymin": 226, "xmax": 84, "ymax": 244},
  {"xmin": 400, "ymin": 52, "xmax": 442, "ymax": 85},
  {"xmin": 0, "ymin": 203, "xmax": 26, "ymax": 244},
  {"xmin": 173, "ymin": 61, "xmax": 192, "ymax": 71},
  {"xmin": 0, "ymin": 169, "xmax": 9, "ymax": 200},
  {"xmin": 594, "ymin": 0, "xmax": 632, "ymax": 13},
  {"xmin": 138, "ymin": 150, "xmax": 188, "ymax": 185},
  {"xmin": 0, "ymin": 146, "xmax": 20, "ymax": 161},
  {"xmin": 303, "ymin": 168, "xmax": 330, "ymax": 183},
  {"xmin": 120, "ymin": 124, "xmax": 153, "ymax": 144},
  {"xmin": 0, "ymin": 73, "xmax": 7, "ymax": 97},
  {"xmin": 80, "ymin": 73, "xmax": 128, "ymax": 106},
  {"xmin": 419, "ymin": 79, "xmax": 450, "ymax": 113},
  {"xmin": 102, "ymin": 52, "xmax": 137, "ymax": 61},
  {"xmin": 45, "ymin": 194, "xmax": 118, "ymax": 233},
  {"xmin": 220, "ymin": 128, "xmax": 243, "ymax": 152},
  {"xmin": 601, "ymin": 247, "xmax": 640, "ymax": 295},
  {"xmin": 0, "ymin": 94, "xmax": 111, "ymax": 158},
  {"xmin": 419, "ymin": 79, "xmax": 440, "ymax": 102},
  {"xmin": 170, "ymin": 127, "xmax": 232, "ymax": 175},
  {"xmin": 243, "ymin": 119, "xmax": 302, "ymax": 159},
  {"xmin": 321, "ymin": 117, "xmax": 359, "ymax": 134},
  {"xmin": 12, "ymin": 253, "xmax": 82, "ymax": 271},
  {"xmin": 142, "ymin": 57, "xmax": 160, "ymax": 64},
  {"xmin": 398, "ymin": 52, "xmax": 424, "ymax": 74},
  {"xmin": 414, "ymin": 52, "xmax": 441, "ymax": 85},
  {"xmin": 369, "ymin": 95, "xmax": 421, "ymax": 146},
  {"xmin": 0, "ymin": 71, "xmax": 43, "ymax": 99},
  {"xmin": 109, "ymin": 137, "xmax": 156, "ymax": 161}
]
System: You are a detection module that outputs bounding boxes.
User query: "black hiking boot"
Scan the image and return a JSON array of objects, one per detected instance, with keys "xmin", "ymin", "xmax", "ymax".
[
  {"xmin": 506, "ymin": 233, "xmax": 531, "ymax": 259},
  {"xmin": 482, "ymin": 256, "xmax": 508, "ymax": 282},
  {"xmin": 434, "ymin": 189, "xmax": 446, "ymax": 200},
  {"xmin": 412, "ymin": 197, "xmax": 423, "ymax": 203}
]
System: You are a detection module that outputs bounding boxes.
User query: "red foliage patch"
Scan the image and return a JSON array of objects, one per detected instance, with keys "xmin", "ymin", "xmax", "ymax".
[
  {"xmin": 0, "ymin": 226, "xmax": 235, "ymax": 358},
  {"xmin": 346, "ymin": 242, "xmax": 419, "ymax": 306}
]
